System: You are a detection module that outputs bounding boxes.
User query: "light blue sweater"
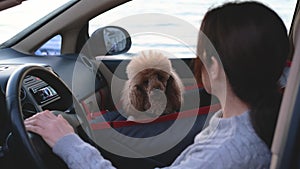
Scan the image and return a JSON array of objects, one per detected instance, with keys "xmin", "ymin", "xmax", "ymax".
[{"xmin": 53, "ymin": 110, "xmax": 271, "ymax": 169}]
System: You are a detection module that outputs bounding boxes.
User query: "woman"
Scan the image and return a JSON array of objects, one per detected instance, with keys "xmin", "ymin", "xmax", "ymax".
[{"xmin": 25, "ymin": 1, "xmax": 290, "ymax": 169}]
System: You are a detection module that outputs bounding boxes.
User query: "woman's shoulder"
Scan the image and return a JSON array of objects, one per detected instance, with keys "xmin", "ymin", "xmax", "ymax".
[
  {"xmin": 191, "ymin": 111, "xmax": 271, "ymax": 168},
  {"xmin": 218, "ymin": 136, "xmax": 271, "ymax": 168},
  {"xmin": 189, "ymin": 134, "xmax": 271, "ymax": 169}
]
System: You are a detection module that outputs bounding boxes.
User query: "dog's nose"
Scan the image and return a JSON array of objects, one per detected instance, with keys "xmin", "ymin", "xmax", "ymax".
[
  {"xmin": 153, "ymin": 86, "xmax": 161, "ymax": 90},
  {"xmin": 148, "ymin": 77, "xmax": 164, "ymax": 91},
  {"xmin": 151, "ymin": 85, "xmax": 164, "ymax": 91}
]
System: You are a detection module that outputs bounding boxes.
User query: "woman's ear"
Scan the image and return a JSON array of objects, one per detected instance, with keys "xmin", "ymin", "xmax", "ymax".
[
  {"xmin": 210, "ymin": 56, "xmax": 221, "ymax": 80},
  {"xmin": 207, "ymin": 56, "xmax": 228, "ymax": 98}
]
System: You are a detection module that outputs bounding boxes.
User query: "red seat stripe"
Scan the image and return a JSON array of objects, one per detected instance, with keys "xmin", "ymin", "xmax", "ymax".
[{"xmin": 90, "ymin": 104, "xmax": 220, "ymax": 130}]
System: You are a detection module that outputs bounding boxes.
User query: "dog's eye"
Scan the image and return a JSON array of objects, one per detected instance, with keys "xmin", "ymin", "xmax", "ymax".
[
  {"xmin": 157, "ymin": 74, "xmax": 165, "ymax": 81},
  {"xmin": 143, "ymin": 80, "xmax": 149, "ymax": 85}
]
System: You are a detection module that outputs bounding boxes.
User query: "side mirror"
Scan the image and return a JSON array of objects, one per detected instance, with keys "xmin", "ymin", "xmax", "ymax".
[
  {"xmin": 83, "ymin": 26, "xmax": 131, "ymax": 57},
  {"xmin": 103, "ymin": 26, "xmax": 131, "ymax": 55}
]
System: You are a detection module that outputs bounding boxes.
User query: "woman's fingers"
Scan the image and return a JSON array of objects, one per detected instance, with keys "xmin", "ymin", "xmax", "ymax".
[
  {"xmin": 24, "ymin": 110, "xmax": 75, "ymax": 148},
  {"xmin": 24, "ymin": 123, "xmax": 44, "ymax": 135},
  {"xmin": 35, "ymin": 110, "xmax": 56, "ymax": 120},
  {"xmin": 24, "ymin": 118, "xmax": 43, "ymax": 127},
  {"xmin": 25, "ymin": 110, "xmax": 52, "ymax": 122}
]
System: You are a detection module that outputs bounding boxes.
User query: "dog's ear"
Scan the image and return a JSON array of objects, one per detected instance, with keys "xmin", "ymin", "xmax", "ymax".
[
  {"xmin": 129, "ymin": 85, "xmax": 148, "ymax": 111},
  {"xmin": 165, "ymin": 72, "xmax": 184, "ymax": 113}
]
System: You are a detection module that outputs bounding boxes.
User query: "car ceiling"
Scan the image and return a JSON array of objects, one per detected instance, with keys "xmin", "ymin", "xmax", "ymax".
[{"xmin": 0, "ymin": 0, "xmax": 26, "ymax": 11}]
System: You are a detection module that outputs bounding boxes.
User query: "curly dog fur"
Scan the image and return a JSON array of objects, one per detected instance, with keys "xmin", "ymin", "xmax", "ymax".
[{"xmin": 122, "ymin": 50, "xmax": 184, "ymax": 121}]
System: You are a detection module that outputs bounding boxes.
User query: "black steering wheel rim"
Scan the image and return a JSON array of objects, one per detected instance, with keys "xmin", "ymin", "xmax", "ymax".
[{"xmin": 5, "ymin": 65, "xmax": 92, "ymax": 169}]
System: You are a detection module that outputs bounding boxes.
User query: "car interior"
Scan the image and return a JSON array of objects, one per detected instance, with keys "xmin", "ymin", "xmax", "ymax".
[
  {"xmin": 270, "ymin": 2, "xmax": 300, "ymax": 168},
  {"xmin": 0, "ymin": 0, "xmax": 299, "ymax": 169}
]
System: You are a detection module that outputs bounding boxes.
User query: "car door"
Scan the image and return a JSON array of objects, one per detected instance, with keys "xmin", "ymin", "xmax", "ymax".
[{"xmin": 271, "ymin": 1, "xmax": 300, "ymax": 168}]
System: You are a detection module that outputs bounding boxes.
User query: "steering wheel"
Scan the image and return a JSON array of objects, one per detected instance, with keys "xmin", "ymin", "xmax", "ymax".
[{"xmin": 5, "ymin": 65, "xmax": 94, "ymax": 169}]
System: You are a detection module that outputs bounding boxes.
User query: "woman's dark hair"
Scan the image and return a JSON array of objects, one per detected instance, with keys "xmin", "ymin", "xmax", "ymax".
[{"xmin": 196, "ymin": 1, "xmax": 290, "ymax": 148}]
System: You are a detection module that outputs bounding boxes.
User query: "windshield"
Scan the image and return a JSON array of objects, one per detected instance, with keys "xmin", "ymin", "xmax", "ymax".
[
  {"xmin": 0, "ymin": 0, "xmax": 71, "ymax": 44},
  {"xmin": 0, "ymin": 0, "xmax": 297, "ymax": 51},
  {"xmin": 89, "ymin": 0, "xmax": 297, "ymax": 58},
  {"xmin": 90, "ymin": 0, "xmax": 297, "ymax": 32}
]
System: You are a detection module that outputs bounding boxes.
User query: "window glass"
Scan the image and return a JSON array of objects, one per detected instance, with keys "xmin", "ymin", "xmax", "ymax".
[
  {"xmin": 89, "ymin": 0, "xmax": 297, "ymax": 58},
  {"xmin": 0, "ymin": 0, "xmax": 71, "ymax": 44},
  {"xmin": 35, "ymin": 35, "xmax": 62, "ymax": 56}
]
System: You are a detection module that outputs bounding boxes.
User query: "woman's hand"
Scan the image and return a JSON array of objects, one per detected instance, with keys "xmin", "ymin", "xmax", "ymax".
[{"xmin": 24, "ymin": 110, "xmax": 75, "ymax": 148}]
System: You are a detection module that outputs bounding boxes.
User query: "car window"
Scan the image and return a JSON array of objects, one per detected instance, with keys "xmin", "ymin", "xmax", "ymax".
[
  {"xmin": 89, "ymin": 0, "xmax": 297, "ymax": 59},
  {"xmin": 35, "ymin": 35, "xmax": 62, "ymax": 56},
  {"xmin": 0, "ymin": 0, "xmax": 71, "ymax": 45}
]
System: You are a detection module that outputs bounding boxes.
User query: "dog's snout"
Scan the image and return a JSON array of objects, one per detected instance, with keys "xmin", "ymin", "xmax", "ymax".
[
  {"xmin": 152, "ymin": 85, "xmax": 162, "ymax": 90},
  {"xmin": 149, "ymin": 78, "xmax": 164, "ymax": 91}
]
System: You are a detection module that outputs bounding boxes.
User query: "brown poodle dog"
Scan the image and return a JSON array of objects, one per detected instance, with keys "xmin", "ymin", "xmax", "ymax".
[{"xmin": 122, "ymin": 50, "xmax": 184, "ymax": 121}]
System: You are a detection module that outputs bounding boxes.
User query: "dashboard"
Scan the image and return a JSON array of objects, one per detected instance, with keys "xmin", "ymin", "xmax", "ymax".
[
  {"xmin": 0, "ymin": 64, "xmax": 66, "ymax": 118},
  {"xmin": 21, "ymin": 74, "xmax": 61, "ymax": 118},
  {"xmin": 0, "ymin": 49, "xmax": 107, "ymax": 101},
  {"xmin": 0, "ymin": 60, "xmax": 106, "ymax": 121},
  {"xmin": 0, "ymin": 49, "xmax": 110, "ymax": 157},
  {"xmin": 0, "ymin": 50, "xmax": 114, "ymax": 155}
]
